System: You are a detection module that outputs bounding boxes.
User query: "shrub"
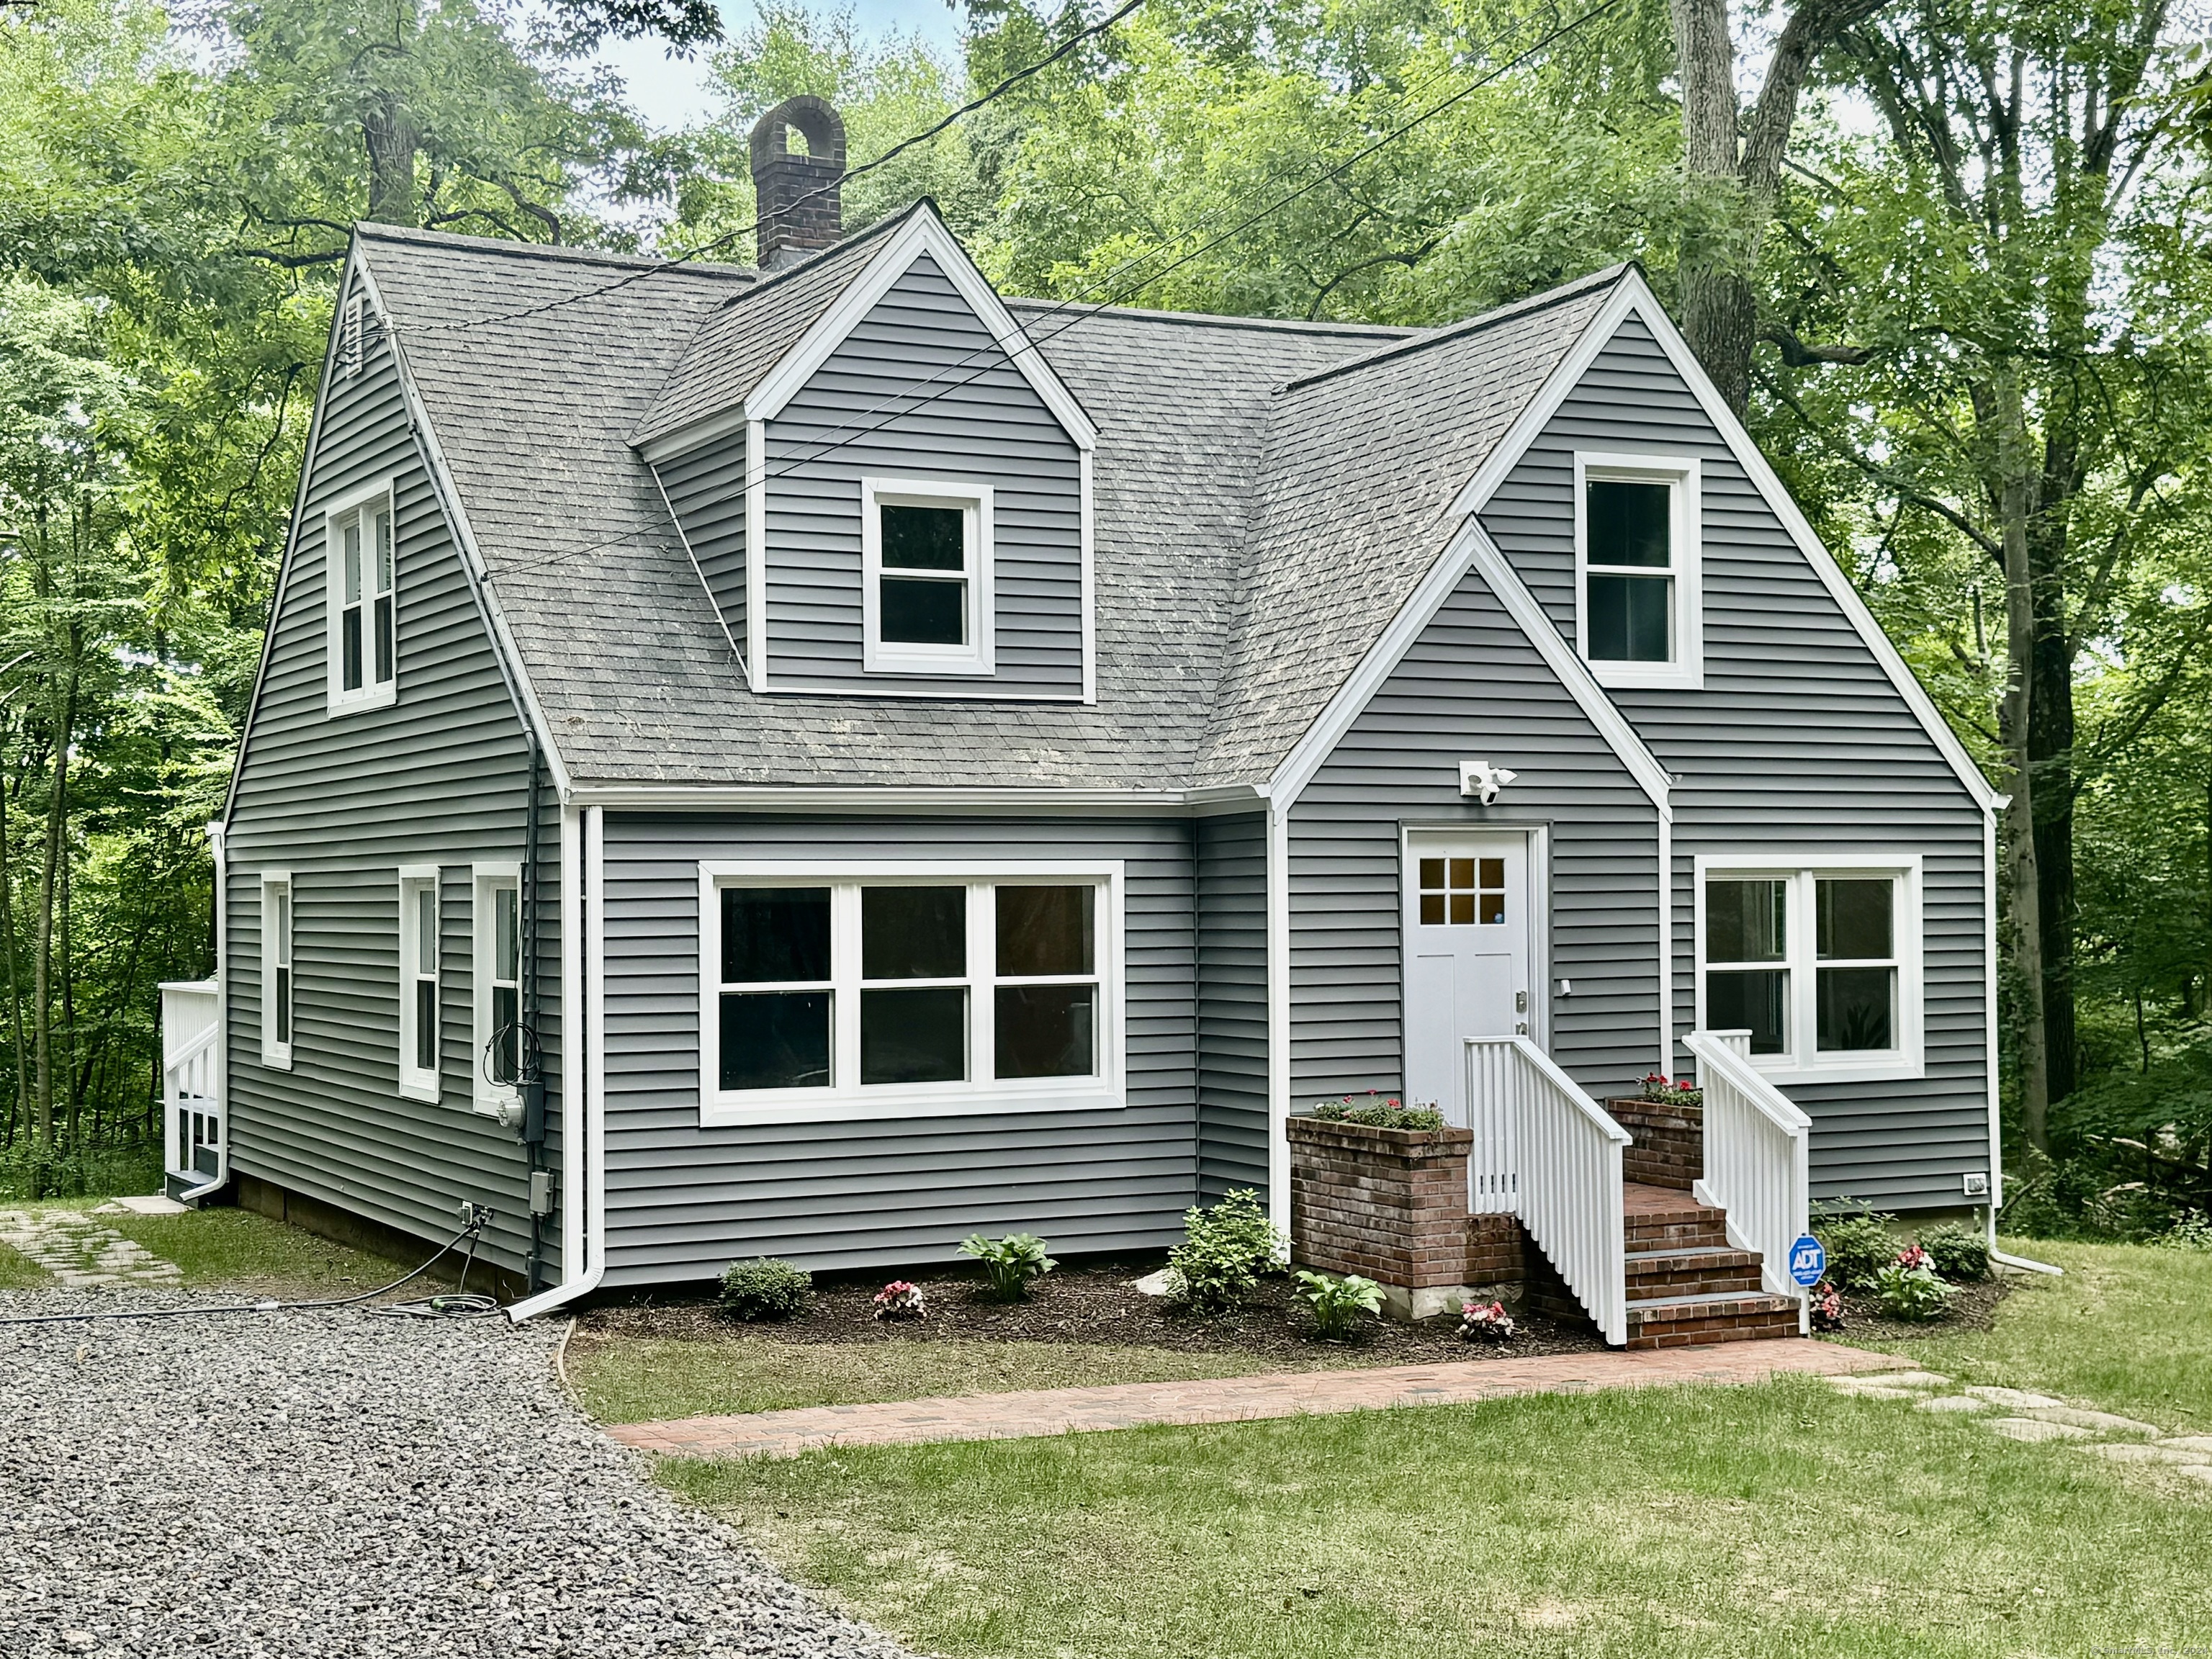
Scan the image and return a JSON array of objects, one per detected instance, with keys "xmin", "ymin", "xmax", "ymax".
[
  {"xmin": 1457, "ymin": 1299, "xmax": 1516, "ymax": 1344},
  {"xmin": 717, "ymin": 1256, "xmax": 811, "ymax": 1322},
  {"xmin": 1307, "ymin": 1094, "xmax": 1447, "ymax": 1131},
  {"xmin": 1815, "ymin": 1208, "xmax": 1899, "ymax": 1290},
  {"xmin": 1166, "ymin": 1188, "xmax": 1285, "ymax": 1313},
  {"xmin": 2156, "ymin": 1210, "xmax": 2212, "ymax": 1251},
  {"xmin": 1920, "ymin": 1222, "xmax": 1990, "ymax": 1282},
  {"xmin": 1295, "ymin": 1269, "xmax": 1383, "ymax": 1340},
  {"xmin": 1874, "ymin": 1260, "xmax": 1953, "ymax": 1321},
  {"xmin": 959, "ymin": 1231, "xmax": 1057, "ymax": 1300},
  {"xmin": 873, "ymin": 1280, "xmax": 927, "ymax": 1321}
]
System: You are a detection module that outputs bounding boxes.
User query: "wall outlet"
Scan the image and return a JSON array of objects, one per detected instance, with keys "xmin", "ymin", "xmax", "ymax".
[{"xmin": 1962, "ymin": 1172, "xmax": 1990, "ymax": 1198}]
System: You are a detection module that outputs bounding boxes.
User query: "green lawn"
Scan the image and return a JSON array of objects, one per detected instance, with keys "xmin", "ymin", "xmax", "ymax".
[{"xmin": 660, "ymin": 1238, "xmax": 2212, "ymax": 1659}]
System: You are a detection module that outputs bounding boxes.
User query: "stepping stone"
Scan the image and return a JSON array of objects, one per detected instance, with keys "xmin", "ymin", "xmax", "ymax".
[
  {"xmin": 2177, "ymin": 1465, "xmax": 2212, "ymax": 1486},
  {"xmin": 2159, "ymin": 1436, "xmax": 2212, "ymax": 1455},
  {"xmin": 2023, "ymin": 1406, "xmax": 2163, "ymax": 1438},
  {"xmin": 1854, "ymin": 1371, "xmax": 1952, "ymax": 1390},
  {"xmin": 2080, "ymin": 1442, "xmax": 2211, "ymax": 1465},
  {"xmin": 1966, "ymin": 1386, "xmax": 2067, "ymax": 1411},
  {"xmin": 1916, "ymin": 1395, "xmax": 1992, "ymax": 1414},
  {"xmin": 1830, "ymin": 1383, "xmax": 1917, "ymax": 1400},
  {"xmin": 1985, "ymin": 1416, "xmax": 2095, "ymax": 1442},
  {"xmin": 108, "ymin": 1195, "xmax": 188, "ymax": 1216}
]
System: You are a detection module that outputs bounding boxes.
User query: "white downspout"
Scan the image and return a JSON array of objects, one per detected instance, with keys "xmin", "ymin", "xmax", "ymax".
[
  {"xmin": 1265, "ymin": 795, "xmax": 1292, "ymax": 1228},
  {"xmin": 1980, "ymin": 799, "xmax": 2059, "ymax": 1277},
  {"xmin": 509, "ymin": 804, "xmax": 607, "ymax": 1321}
]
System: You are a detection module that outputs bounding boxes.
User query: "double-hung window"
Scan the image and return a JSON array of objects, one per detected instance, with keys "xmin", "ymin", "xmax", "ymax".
[
  {"xmin": 261, "ymin": 873, "xmax": 293, "ymax": 1068},
  {"xmin": 1575, "ymin": 453, "xmax": 1701, "ymax": 688},
  {"xmin": 703, "ymin": 862, "xmax": 1120, "ymax": 1125},
  {"xmin": 326, "ymin": 482, "xmax": 397, "ymax": 713},
  {"xmin": 1698, "ymin": 858, "xmax": 1922, "ymax": 1081},
  {"xmin": 472, "ymin": 865, "xmax": 522, "ymax": 1114},
  {"xmin": 861, "ymin": 477, "xmax": 993, "ymax": 675},
  {"xmin": 398, "ymin": 866, "xmax": 440, "ymax": 1102}
]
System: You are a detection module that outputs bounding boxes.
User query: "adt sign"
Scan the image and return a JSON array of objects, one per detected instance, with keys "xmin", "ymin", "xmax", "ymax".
[{"xmin": 1787, "ymin": 1234, "xmax": 1827, "ymax": 1288}]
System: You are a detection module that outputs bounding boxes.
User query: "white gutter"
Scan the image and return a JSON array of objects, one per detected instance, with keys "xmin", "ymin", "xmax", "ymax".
[{"xmin": 508, "ymin": 805, "xmax": 607, "ymax": 1322}]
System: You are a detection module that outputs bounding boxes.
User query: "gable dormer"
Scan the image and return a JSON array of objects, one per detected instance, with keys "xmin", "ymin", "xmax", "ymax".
[{"xmin": 636, "ymin": 178, "xmax": 1098, "ymax": 703}]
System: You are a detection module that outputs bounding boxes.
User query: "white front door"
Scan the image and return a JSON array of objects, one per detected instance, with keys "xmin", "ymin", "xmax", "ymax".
[{"xmin": 1403, "ymin": 834, "xmax": 1536, "ymax": 1125}]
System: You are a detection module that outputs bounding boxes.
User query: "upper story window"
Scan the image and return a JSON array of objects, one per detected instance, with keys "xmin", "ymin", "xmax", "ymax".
[
  {"xmin": 1698, "ymin": 858, "xmax": 1923, "ymax": 1083},
  {"xmin": 326, "ymin": 481, "xmax": 397, "ymax": 714},
  {"xmin": 261, "ymin": 873, "xmax": 293, "ymax": 1069},
  {"xmin": 398, "ymin": 866, "xmax": 440, "ymax": 1103},
  {"xmin": 861, "ymin": 477, "xmax": 994, "ymax": 675},
  {"xmin": 1575, "ymin": 453, "xmax": 1701, "ymax": 690},
  {"xmin": 473, "ymin": 865, "xmax": 523, "ymax": 1116}
]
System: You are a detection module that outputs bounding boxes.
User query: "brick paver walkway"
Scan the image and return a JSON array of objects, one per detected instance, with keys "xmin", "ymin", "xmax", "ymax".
[{"xmin": 610, "ymin": 1337, "xmax": 1895, "ymax": 1461}]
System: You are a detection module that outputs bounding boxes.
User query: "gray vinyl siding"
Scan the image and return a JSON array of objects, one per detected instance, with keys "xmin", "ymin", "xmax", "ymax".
[
  {"xmin": 760, "ymin": 253, "xmax": 1085, "ymax": 696},
  {"xmin": 1481, "ymin": 313, "xmax": 1992, "ymax": 1210},
  {"xmin": 598, "ymin": 813, "xmax": 1194, "ymax": 1286},
  {"xmin": 1195, "ymin": 811, "xmax": 1269, "ymax": 1200},
  {"xmin": 655, "ymin": 441, "xmax": 748, "ymax": 669},
  {"xmin": 1292, "ymin": 562, "xmax": 1663, "ymax": 1107},
  {"xmin": 222, "ymin": 266, "xmax": 561, "ymax": 1279}
]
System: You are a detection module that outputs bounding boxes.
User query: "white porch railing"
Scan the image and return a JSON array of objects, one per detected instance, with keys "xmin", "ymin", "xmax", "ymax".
[
  {"xmin": 1465, "ymin": 1035, "xmax": 1630, "ymax": 1346},
  {"xmin": 1685, "ymin": 1028, "xmax": 1812, "ymax": 1333},
  {"xmin": 161, "ymin": 979, "xmax": 222, "ymax": 1195}
]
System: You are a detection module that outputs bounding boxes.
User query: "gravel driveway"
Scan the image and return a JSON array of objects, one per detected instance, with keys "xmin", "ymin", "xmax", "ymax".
[{"xmin": 0, "ymin": 1290, "xmax": 923, "ymax": 1658}]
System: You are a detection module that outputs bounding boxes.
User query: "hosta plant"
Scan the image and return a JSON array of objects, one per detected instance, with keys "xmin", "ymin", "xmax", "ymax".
[
  {"xmin": 1296, "ymin": 1269, "xmax": 1384, "ymax": 1340},
  {"xmin": 873, "ymin": 1280, "xmax": 928, "ymax": 1321},
  {"xmin": 1874, "ymin": 1260, "xmax": 1952, "ymax": 1322},
  {"xmin": 959, "ymin": 1231, "xmax": 1058, "ymax": 1301},
  {"xmin": 1457, "ymin": 1299, "xmax": 1516, "ymax": 1344}
]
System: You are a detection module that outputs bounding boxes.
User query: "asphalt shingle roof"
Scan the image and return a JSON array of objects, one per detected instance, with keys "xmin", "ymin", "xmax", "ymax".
[{"xmin": 354, "ymin": 220, "xmax": 1624, "ymax": 793}]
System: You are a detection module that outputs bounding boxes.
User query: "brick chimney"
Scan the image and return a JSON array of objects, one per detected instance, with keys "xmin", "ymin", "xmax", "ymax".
[{"xmin": 749, "ymin": 96, "xmax": 847, "ymax": 269}]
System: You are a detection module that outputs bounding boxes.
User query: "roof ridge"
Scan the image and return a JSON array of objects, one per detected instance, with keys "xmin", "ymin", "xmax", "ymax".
[
  {"xmin": 1279, "ymin": 264, "xmax": 1637, "ymax": 393},
  {"xmin": 353, "ymin": 222, "xmax": 759, "ymax": 280}
]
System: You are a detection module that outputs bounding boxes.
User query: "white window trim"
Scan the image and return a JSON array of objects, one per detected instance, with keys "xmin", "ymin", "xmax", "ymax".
[
  {"xmin": 323, "ymin": 475, "xmax": 399, "ymax": 716},
  {"xmin": 397, "ymin": 864, "xmax": 440, "ymax": 1104},
  {"xmin": 472, "ymin": 861, "xmax": 522, "ymax": 1117},
  {"xmin": 860, "ymin": 476, "xmax": 994, "ymax": 676},
  {"xmin": 1573, "ymin": 451, "xmax": 1703, "ymax": 690},
  {"xmin": 698, "ymin": 858, "xmax": 1125, "ymax": 1127},
  {"xmin": 260, "ymin": 872, "xmax": 293, "ymax": 1069},
  {"xmin": 1693, "ymin": 852, "xmax": 1924, "ymax": 1084}
]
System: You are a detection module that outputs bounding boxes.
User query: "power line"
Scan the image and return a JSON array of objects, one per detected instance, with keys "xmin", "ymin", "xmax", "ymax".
[
  {"xmin": 471, "ymin": 0, "xmax": 1627, "ymax": 587},
  {"xmin": 393, "ymin": 0, "xmax": 1146, "ymax": 340}
]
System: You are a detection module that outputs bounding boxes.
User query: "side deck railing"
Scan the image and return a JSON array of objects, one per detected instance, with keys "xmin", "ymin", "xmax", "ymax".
[
  {"xmin": 161, "ymin": 979, "xmax": 223, "ymax": 1196},
  {"xmin": 1684, "ymin": 1028, "xmax": 1812, "ymax": 1333},
  {"xmin": 1465, "ymin": 1035, "xmax": 1629, "ymax": 1346}
]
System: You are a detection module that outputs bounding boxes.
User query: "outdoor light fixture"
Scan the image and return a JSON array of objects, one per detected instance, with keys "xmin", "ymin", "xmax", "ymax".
[{"xmin": 1458, "ymin": 759, "xmax": 1517, "ymax": 805}]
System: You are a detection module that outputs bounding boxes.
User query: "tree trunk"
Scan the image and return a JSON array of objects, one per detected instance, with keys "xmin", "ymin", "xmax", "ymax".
[
  {"xmin": 363, "ymin": 94, "xmax": 421, "ymax": 225},
  {"xmin": 1668, "ymin": 0, "xmax": 1755, "ymax": 415},
  {"xmin": 2030, "ymin": 585, "xmax": 2077, "ymax": 1102},
  {"xmin": 32, "ymin": 644, "xmax": 77, "ymax": 1154},
  {"xmin": 0, "ymin": 728, "xmax": 22, "ymax": 1146},
  {"xmin": 1992, "ymin": 368, "xmax": 2049, "ymax": 1149}
]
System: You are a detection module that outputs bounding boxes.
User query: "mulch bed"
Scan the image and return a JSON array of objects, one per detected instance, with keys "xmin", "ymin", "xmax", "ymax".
[
  {"xmin": 1825, "ymin": 1274, "xmax": 2012, "ymax": 1344},
  {"xmin": 578, "ymin": 1262, "xmax": 1609, "ymax": 1369}
]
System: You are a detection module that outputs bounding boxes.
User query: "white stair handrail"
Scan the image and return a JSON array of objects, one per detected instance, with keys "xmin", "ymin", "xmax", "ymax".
[
  {"xmin": 1466, "ymin": 1035, "xmax": 1629, "ymax": 1346},
  {"xmin": 1685, "ymin": 1030, "xmax": 1811, "ymax": 1328}
]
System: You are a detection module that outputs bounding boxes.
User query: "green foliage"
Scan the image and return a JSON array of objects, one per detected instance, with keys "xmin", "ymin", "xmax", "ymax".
[
  {"xmin": 1918, "ymin": 1223, "xmax": 1990, "ymax": 1283},
  {"xmin": 1166, "ymin": 1187, "xmax": 1285, "ymax": 1313},
  {"xmin": 1294, "ymin": 1268, "xmax": 1383, "ymax": 1340},
  {"xmin": 959, "ymin": 1231, "xmax": 1058, "ymax": 1300},
  {"xmin": 1874, "ymin": 1260, "xmax": 1954, "ymax": 1322},
  {"xmin": 1813, "ymin": 1209, "xmax": 1898, "ymax": 1292},
  {"xmin": 1307, "ymin": 1095, "xmax": 1446, "ymax": 1130},
  {"xmin": 717, "ymin": 1256, "xmax": 812, "ymax": 1321}
]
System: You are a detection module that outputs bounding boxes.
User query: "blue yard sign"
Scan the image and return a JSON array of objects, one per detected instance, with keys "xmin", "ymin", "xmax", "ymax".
[{"xmin": 1788, "ymin": 1234, "xmax": 1827, "ymax": 1287}]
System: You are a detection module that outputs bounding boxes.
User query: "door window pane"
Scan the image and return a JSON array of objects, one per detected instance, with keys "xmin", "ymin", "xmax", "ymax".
[
  {"xmin": 1707, "ymin": 880, "xmax": 1786, "ymax": 963},
  {"xmin": 879, "ymin": 577, "xmax": 966, "ymax": 645},
  {"xmin": 861, "ymin": 986, "xmax": 967, "ymax": 1083},
  {"xmin": 996, "ymin": 984, "xmax": 1097, "ymax": 1079},
  {"xmin": 1817, "ymin": 966, "xmax": 1894, "ymax": 1051},
  {"xmin": 996, "ymin": 886, "xmax": 1094, "ymax": 977},
  {"xmin": 1419, "ymin": 855, "xmax": 1504, "ymax": 927},
  {"xmin": 1707, "ymin": 968, "xmax": 1788, "ymax": 1054},
  {"xmin": 863, "ymin": 886, "xmax": 966, "ymax": 980},
  {"xmin": 1586, "ymin": 572, "xmax": 1672, "ymax": 662},
  {"xmin": 1817, "ymin": 879, "xmax": 1893, "ymax": 960},
  {"xmin": 722, "ymin": 888, "xmax": 831, "ymax": 984},
  {"xmin": 721, "ymin": 990, "xmax": 832, "ymax": 1090},
  {"xmin": 1587, "ymin": 480, "xmax": 1671, "ymax": 567},
  {"xmin": 881, "ymin": 503, "xmax": 965, "ymax": 570}
]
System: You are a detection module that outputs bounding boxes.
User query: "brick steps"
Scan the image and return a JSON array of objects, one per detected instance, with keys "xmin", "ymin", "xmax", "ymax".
[
  {"xmin": 1625, "ymin": 1290, "xmax": 1803, "ymax": 1349},
  {"xmin": 1615, "ymin": 1181, "xmax": 1800, "ymax": 1350},
  {"xmin": 1624, "ymin": 1244, "xmax": 1766, "ymax": 1298}
]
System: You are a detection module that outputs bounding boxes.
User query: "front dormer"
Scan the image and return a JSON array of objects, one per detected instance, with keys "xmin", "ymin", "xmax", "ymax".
[{"xmin": 634, "ymin": 129, "xmax": 1097, "ymax": 703}]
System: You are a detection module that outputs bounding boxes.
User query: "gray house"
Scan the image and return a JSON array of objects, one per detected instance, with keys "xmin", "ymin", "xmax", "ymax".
[{"xmin": 171, "ymin": 99, "xmax": 2000, "ymax": 1339}]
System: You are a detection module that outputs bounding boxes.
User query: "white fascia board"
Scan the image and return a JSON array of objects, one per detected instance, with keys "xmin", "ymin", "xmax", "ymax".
[
  {"xmin": 1453, "ymin": 268, "xmax": 1998, "ymax": 814},
  {"xmin": 744, "ymin": 208, "xmax": 1100, "ymax": 450},
  {"xmin": 744, "ymin": 418, "xmax": 768, "ymax": 691},
  {"xmin": 361, "ymin": 259, "xmax": 576, "ymax": 804},
  {"xmin": 1267, "ymin": 514, "xmax": 1672, "ymax": 819},
  {"xmin": 636, "ymin": 403, "xmax": 748, "ymax": 467},
  {"xmin": 567, "ymin": 783, "xmax": 1187, "ymax": 813}
]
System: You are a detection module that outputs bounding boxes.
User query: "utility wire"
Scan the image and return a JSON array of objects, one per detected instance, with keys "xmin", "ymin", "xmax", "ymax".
[{"xmin": 477, "ymin": 0, "xmax": 1627, "ymax": 588}]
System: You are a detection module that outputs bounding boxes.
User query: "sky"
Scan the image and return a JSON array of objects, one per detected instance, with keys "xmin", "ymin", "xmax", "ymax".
[{"xmin": 590, "ymin": 1, "xmax": 966, "ymax": 132}]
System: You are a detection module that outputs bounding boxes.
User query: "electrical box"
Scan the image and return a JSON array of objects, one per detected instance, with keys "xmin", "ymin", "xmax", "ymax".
[
  {"xmin": 1962, "ymin": 1172, "xmax": 1990, "ymax": 1199},
  {"xmin": 530, "ymin": 1170, "xmax": 556, "ymax": 1217}
]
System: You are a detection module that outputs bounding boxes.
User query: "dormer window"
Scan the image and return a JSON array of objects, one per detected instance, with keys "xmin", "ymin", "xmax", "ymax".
[
  {"xmin": 862, "ymin": 477, "xmax": 993, "ymax": 675},
  {"xmin": 1574, "ymin": 453, "xmax": 1701, "ymax": 689}
]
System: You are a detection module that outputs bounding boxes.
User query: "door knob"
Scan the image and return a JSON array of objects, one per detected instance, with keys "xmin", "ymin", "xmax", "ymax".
[{"xmin": 1514, "ymin": 989, "xmax": 1528, "ymax": 1012}]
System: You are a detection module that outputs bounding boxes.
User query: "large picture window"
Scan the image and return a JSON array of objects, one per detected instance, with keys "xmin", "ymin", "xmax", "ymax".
[
  {"xmin": 1575, "ymin": 453, "xmax": 1700, "ymax": 689},
  {"xmin": 1697, "ymin": 860, "xmax": 1922, "ymax": 1080},
  {"xmin": 702, "ymin": 863, "xmax": 1120, "ymax": 1125},
  {"xmin": 397, "ymin": 866, "xmax": 440, "ymax": 1102},
  {"xmin": 326, "ymin": 481, "xmax": 397, "ymax": 713},
  {"xmin": 861, "ymin": 477, "xmax": 993, "ymax": 675}
]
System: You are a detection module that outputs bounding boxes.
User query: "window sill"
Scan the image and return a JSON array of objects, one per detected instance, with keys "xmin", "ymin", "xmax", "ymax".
[
  {"xmin": 862, "ymin": 652, "xmax": 994, "ymax": 678},
  {"xmin": 699, "ymin": 1082, "xmax": 1123, "ymax": 1128},
  {"xmin": 261, "ymin": 1048, "xmax": 292, "ymax": 1071},
  {"xmin": 1586, "ymin": 657, "xmax": 1702, "ymax": 691},
  {"xmin": 326, "ymin": 683, "xmax": 397, "ymax": 718},
  {"xmin": 1749, "ymin": 1054, "xmax": 1923, "ymax": 1087},
  {"xmin": 398, "ymin": 1074, "xmax": 441, "ymax": 1105}
]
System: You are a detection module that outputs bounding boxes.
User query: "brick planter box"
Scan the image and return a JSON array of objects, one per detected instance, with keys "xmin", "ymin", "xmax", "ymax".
[
  {"xmin": 1609, "ymin": 1097, "xmax": 1704, "ymax": 1191},
  {"xmin": 1287, "ymin": 1115, "xmax": 1524, "ymax": 1321}
]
